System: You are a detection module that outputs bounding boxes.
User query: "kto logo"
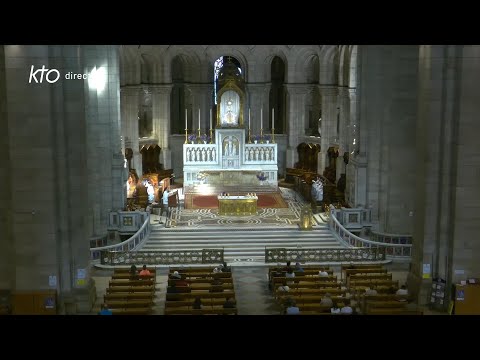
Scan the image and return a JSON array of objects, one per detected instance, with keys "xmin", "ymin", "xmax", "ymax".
[{"xmin": 28, "ymin": 65, "xmax": 60, "ymax": 83}]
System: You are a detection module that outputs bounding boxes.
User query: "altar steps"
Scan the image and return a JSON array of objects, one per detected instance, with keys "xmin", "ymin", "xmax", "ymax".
[{"xmin": 140, "ymin": 226, "xmax": 343, "ymax": 263}]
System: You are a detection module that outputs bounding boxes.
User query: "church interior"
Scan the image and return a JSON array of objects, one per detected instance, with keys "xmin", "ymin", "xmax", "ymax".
[{"xmin": 1, "ymin": 45, "xmax": 479, "ymax": 315}]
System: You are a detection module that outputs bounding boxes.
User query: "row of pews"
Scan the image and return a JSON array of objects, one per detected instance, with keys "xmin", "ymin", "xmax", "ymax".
[
  {"xmin": 103, "ymin": 268, "xmax": 157, "ymax": 314},
  {"xmin": 269, "ymin": 263, "xmax": 423, "ymax": 315},
  {"xmin": 164, "ymin": 267, "xmax": 237, "ymax": 315}
]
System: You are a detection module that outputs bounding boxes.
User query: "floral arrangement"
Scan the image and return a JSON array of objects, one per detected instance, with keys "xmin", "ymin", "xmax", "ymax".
[
  {"xmin": 263, "ymin": 134, "xmax": 271, "ymax": 142},
  {"xmin": 188, "ymin": 134, "xmax": 197, "ymax": 142},
  {"xmin": 256, "ymin": 172, "xmax": 267, "ymax": 181},
  {"xmin": 252, "ymin": 134, "xmax": 261, "ymax": 142},
  {"xmin": 200, "ymin": 134, "xmax": 210, "ymax": 142}
]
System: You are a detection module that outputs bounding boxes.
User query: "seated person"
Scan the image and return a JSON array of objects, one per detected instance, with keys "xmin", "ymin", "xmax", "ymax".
[
  {"xmin": 129, "ymin": 264, "xmax": 138, "ymax": 280},
  {"xmin": 330, "ymin": 301, "xmax": 341, "ymax": 314},
  {"xmin": 340, "ymin": 305, "xmax": 353, "ymax": 315},
  {"xmin": 192, "ymin": 296, "xmax": 203, "ymax": 310},
  {"xmin": 364, "ymin": 286, "xmax": 378, "ymax": 296},
  {"xmin": 220, "ymin": 262, "xmax": 231, "ymax": 273},
  {"xmin": 277, "ymin": 282, "xmax": 290, "ymax": 293},
  {"xmin": 318, "ymin": 270, "xmax": 329, "ymax": 277},
  {"xmin": 294, "ymin": 262, "xmax": 304, "ymax": 273},
  {"xmin": 170, "ymin": 271, "xmax": 182, "ymax": 279},
  {"xmin": 285, "ymin": 299, "xmax": 300, "ymax": 315},
  {"xmin": 320, "ymin": 293, "xmax": 333, "ymax": 307},
  {"xmin": 285, "ymin": 269, "xmax": 295, "ymax": 279},
  {"xmin": 396, "ymin": 285, "xmax": 408, "ymax": 301},
  {"xmin": 175, "ymin": 275, "xmax": 190, "ymax": 288},
  {"xmin": 139, "ymin": 264, "xmax": 152, "ymax": 277},
  {"xmin": 223, "ymin": 297, "xmax": 236, "ymax": 309},
  {"xmin": 283, "ymin": 261, "xmax": 292, "ymax": 273},
  {"xmin": 99, "ymin": 303, "xmax": 113, "ymax": 315}
]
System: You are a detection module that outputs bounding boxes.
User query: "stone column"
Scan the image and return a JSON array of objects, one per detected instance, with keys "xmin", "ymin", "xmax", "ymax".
[
  {"xmin": 285, "ymin": 84, "xmax": 313, "ymax": 168},
  {"xmin": 186, "ymin": 84, "xmax": 213, "ymax": 134},
  {"xmin": 0, "ymin": 45, "xmax": 13, "ymax": 292},
  {"xmin": 151, "ymin": 84, "xmax": 173, "ymax": 169},
  {"xmin": 246, "ymin": 83, "xmax": 270, "ymax": 136},
  {"xmin": 120, "ymin": 86, "xmax": 142, "ymax": 176},
  {"xmin": 318, "ymin": 86, "xmax": 338, "ymax": 174},
  {"xmin": 409, "ymin": 45, "xmax": 480, "ymax": 309},
  {"xmin": 336, "ymin": 87, "xmax": 350, "ymax": 181}
]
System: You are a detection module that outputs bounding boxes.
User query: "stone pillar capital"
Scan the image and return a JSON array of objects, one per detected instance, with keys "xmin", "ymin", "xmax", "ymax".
[
  {"xmin": 150, "ymin": 84, "xmax": 173, "ymax": 95},
  {"xmin": 317, "ymin": 85, "xmax": 338, "ymax": 97},
  {"xmin": 285, "ymin": 83, "xmax": 315, "ymax": 95},
  {"xmin": 120, "ymin": 85, "xmax": 142, "ymax": 97}
]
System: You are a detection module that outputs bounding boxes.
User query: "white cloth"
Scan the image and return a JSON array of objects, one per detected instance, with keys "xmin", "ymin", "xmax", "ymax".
[
  {"xmin": 319, "ymin": 271, "xmax": 329, "ymax": 277},
  {"xmin": 162, "ymin": 190, "xmax": 169, "ymax": 205},
  {"xmin": 277, "ymin": 285, "xmax": 290, "ymax": 292}
]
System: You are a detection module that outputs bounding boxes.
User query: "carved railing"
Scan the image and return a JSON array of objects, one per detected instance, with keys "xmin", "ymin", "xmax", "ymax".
[
  {"xmin": 243, "ymin": 143, "xmax": 277, "ymax": 164},
  {"xmin": 184, "ymin": 144, "xmax": 218, "ymax": 164},
  {"xmin": 328, "ymin": 205, "xmax": 412, "ymax": 260},
  {"xmin": 99, "ymin": 249, "xmax": 224, "ymax": 265},
  {"xmin": 265, "ymin": 247, "xmax": 385, "ymax": 263},
  {"xmin": 89, "ymin": 213, "xmax": 150, "ymax": 262},
  {"xmin": 370, "ymin": 230, "xmax": 413, "ymax": 245}
]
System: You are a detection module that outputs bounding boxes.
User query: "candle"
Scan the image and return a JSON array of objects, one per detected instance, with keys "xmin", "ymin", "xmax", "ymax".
[
  {"xmin": 272, "ymin": 108, "xmax": 274, "ymax": 129},
  {"xmin": 248, "ymin": 108, "xmax": 251, "ymax": 129},
  {"xmin": 260, "ymin": 107, "xmax": 263, "ymax": 129},
  {"xmin": 198, "ymin": 108, "xmax": 201, "ymax": 130},
  {"xmin": 210, "ymin": 108, "xmax": 212, "ymax": 129},
  {"xmin": 185, "ymin": 108, "xmax": 187, "ymax": 129}
]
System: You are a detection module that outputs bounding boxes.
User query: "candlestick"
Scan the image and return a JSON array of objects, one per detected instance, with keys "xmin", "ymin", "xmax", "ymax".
[
  {"xmin": 184, "ymin": 128, "xmax": 188, "ymax": 144},
  {"xmin": 185, "ymin": 108, "xmax": 188, "ymax": 130},
  {"xmin": 271, "ymin": 127, "xmax": 275, "ymax": 144},
  {"xmin": 198, "ymin": 108, "xmax": 201, "ymax": 131},
  {"xmin": 248, "ymin": 108, "xmax": 251, "ymax": 129},
  {"xmin": 260, "ymin": 107, "xmax": 263, "ymax": 130},
  {"xmin": 260, "ymin": 127, "xmax": 264, "ymax": 144},
  {"xmin": 272, "ymin": 108, "xmax": 275, "ymax": 130},
  {"xmin": 210, "ymin": 108, "xmax": 212, "ymax": 130},
  {"xmin": 248, "ymin": 128, "xmax": 252, "ymax": 143},
  {"xmin": 209, "ymin": 128, "xmax": 213, "ymax": 144}
]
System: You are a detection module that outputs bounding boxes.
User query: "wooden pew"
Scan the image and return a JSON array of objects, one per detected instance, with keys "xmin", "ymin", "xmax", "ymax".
[
  {"xmin": 164, "ymin": 307, "xmax": 237, "ymax": 315},
  {"xmin": 106, "ymin": 300, "xmax": 154, "ymax": 308},
  {"xmin": 165, "ymin": 299, "xmax": 236, "ymax": 307},
  {"xmin": 167, "ymin": 277, "xmax": 233, "ymax": 286},
  {"xmin": 166, "ymin": 291, "xmax": 236, "ymax": 302},
  {"xmin": 104, "ymin": 293, "xmax": 155, "ymax": 301},
  {"xmin": 111, "ymin": 307, "xmax": 153, "ymax": 315},
  {"xmin": 106, "ymin": 286, "xmax": 155, "ymax": 293},
  {"xmin": 109, "ymin": 279, "xmax": 155, "ymax": 287},
  {"xmin": 112, "ymin": 273, "xmax": 156, "ymax": 280}
]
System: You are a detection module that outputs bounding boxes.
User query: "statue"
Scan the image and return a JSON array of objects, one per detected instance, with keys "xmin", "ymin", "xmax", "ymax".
[
  {"xmin": 212, "ymin": 148, "xmax": 216, "ymax": 161},
  {"xmin": 224, "ymin": 136, "xmax": 236, "ymax": 156},
  {"xmin": 201, "ymin": 148, "xmax": 206, "ymax": 162}
]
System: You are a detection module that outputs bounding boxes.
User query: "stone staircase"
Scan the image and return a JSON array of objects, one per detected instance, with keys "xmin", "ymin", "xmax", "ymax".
[{"xmin": 139, "ymin": 223, "xmax": 344, "ymax": 263}]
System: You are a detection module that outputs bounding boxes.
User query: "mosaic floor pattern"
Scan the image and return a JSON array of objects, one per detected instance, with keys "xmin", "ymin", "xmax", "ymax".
[{"xmin": 166, "ymin": 188, "xmax": 317, "ymax": 229}]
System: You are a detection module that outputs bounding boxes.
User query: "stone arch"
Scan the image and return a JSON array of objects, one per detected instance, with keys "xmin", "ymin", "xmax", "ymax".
[
  {"xmin": 319, "ymin": 45, "xmax": 339, "ymax": 85},
  {"xmin": 349, "ymin": 45, "xmax": 358, "ymax": 88}
]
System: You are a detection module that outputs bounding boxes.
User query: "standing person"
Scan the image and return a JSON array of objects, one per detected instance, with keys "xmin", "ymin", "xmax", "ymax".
[{"xmin": 161, "ymin": 187, "xmax": 170, "ymax": 220}]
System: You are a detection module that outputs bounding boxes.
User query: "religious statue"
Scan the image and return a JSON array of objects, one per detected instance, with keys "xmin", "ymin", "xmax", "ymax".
[
  {"xmin": 201, "ymin": 148, "xmax": 206, "ymax": 162},
  {"xmin": 212, "ymin": 148, "xmax": 216, "ymax": 161},
  {"xmin": 254, "ymin": 147, "xmax": 259, "ymax": 161},
  {"xmin": 207, "ymin": 148, "xmax": 212, "ymax": 161},
  {"xmin": 224, "ymin": 136, "xmax": 237, "ymax": 156}
]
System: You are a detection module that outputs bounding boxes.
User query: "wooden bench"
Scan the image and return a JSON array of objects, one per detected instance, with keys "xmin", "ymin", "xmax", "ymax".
[
  {"xmin": 167, "ymin": 278, "xmax": 233, "ymax": 286},
  {"xmin": 164, "ymin": 307, "xmax": 237, "ymax": 315},
  {"xmin": 170, "ymin": 272, "xmax": 232, "ymax": 279},
  {"xmin": 112, "ymin": 273, "xmax": 156, "ymax": 280},
  {"xmin": 106, "ymin": 286, "xmax": 155, "ymax": 293},
  {"xmin": 165, "ymin": 299, "xmax": 236, "ymax": 307},
  {"xmin": 104, "ymin": 293, "xmax": 155, "ymax": 301},
  {"xmin": 349, "ymin": 279, "xmax": 399, "ymax": 288},
  {"xmin": 109, "ymin": 279, "xmax": 155, "ymax": 287},
  {"xmin": 345, "ymin": 268, "xmax": 388, "ymax": 277},
  {"xmin": 276, "ymin": 288, "xmax": 345, "ymax": 297},
  {"xmin": 106, "ymin": 299, "xmax": 154, "ymax": 308},
  {"xmin": 111, "ymin": 307, "xmax": 153, "ymax": 315},
  {"xmin": 166, "ymin": 291, "xmax": 236, "ymax": 301},
  {"xmin": 114, "ymin": 268, "xmax": 156, "ymax": 274}
]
